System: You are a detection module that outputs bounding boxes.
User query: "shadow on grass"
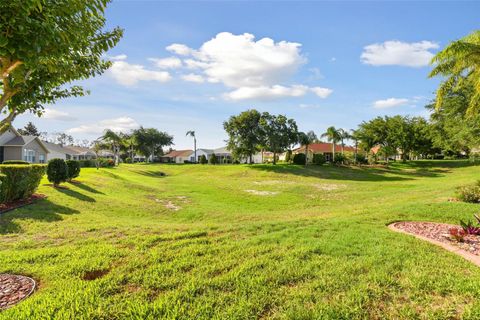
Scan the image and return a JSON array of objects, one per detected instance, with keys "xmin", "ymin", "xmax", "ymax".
[
  {"xmin": 69, "ymin": 181, "xmax": 104, "ymax": 195},
  {"xmin": 248, "ymin": 161, "xmax": 462, "ymax": 181},
  {"xmin": 0, "ymin": 198, "xmax": 80, "ymax": 234},
  {"xmin": 132, "ymin": 170, "xmax": 167, "ymax": 178},
  {"xmin": 56, "ymin": 187, "xmax": 96, "ymax": 202}
]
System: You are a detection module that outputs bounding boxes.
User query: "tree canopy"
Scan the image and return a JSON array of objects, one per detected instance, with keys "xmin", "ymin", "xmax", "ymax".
[
  {"xmin": 0, "ymin": 0, "xmax": 123, "ymax": 132},
  {"xmin": 132, "ymin": 127, "xmax": 174, "ymax": 162}
]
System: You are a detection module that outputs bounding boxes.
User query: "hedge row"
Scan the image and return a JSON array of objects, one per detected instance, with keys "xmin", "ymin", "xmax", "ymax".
[{"xmin": 0, "ymin": 164, "xmax": 46, "ymax": 203}]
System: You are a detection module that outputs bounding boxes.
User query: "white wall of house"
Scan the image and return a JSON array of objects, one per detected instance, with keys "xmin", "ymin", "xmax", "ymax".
[{"xmin": 189, "ymin": 149, "xmax": 212, "ymax": 162}]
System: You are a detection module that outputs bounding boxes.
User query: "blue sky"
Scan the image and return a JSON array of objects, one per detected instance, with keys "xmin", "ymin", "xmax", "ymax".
[{"xmin": 15, "ymin": 1, "xmax": 480, "ymax": 149}]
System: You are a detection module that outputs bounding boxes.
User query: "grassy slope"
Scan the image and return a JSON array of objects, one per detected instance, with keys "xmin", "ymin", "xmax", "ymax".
[{"xmin": 1, "ymin": 161, "xmax": 480, "ymax": 319}]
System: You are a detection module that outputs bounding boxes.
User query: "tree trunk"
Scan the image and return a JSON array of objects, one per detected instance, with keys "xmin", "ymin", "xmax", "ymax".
[
  {"xmin": 273, "ymin": 151, "xmax": 276, "ymax": 165},
  {"xmin": 305, "ymin": 144, "xmax": 308, "ymax": 166},
  {"xmin": 332, "ymin": 143, "xmax": 336, "ymax": 162},
  {"xmin": 249, "ymin": 154, "xmax": 253, "ymax": 164},
  {"xmin": 194, "ymin": 138, "xmax": 197, "ymax": 163}
]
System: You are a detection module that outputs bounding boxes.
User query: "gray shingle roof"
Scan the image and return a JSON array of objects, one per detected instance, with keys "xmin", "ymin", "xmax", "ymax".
[{"xmin": 3, "ymin": 135, "xmax": 37, "ymax": 146}]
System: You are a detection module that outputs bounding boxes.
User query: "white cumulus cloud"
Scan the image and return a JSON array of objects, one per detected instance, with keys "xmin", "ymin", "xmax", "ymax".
[
  {"xmin": 43, "ymin": 108, "xmax": 77, "ymax": 121},
  {"xmin": 149, "ymin": 57, "xmax": 182, "ymax": 69},
  {"xmin": 181, "ymin": 73, "xmax": 205, "ymax": 83},
  {"xmin": 109, "ymin": 60, "xmax": 171, "ymax": 86},
  {"xmin": 67, "ymin": 117, "xmax": 140, "ymax": 135},
  {"xmin": 373, "ymin": 98, "xmax": 410, "ymax": 109},
  {"xmin": 361, "ymin": 40, "xmax": 439, "ymax": 67},
  {"xmin": 168, "ymin": 32, "xmax": 332, "ymax": 101}
]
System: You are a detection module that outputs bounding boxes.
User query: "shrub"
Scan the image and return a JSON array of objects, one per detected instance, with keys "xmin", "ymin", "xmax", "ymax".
[
  {"xmin": 292, "ymin": 153, "xmax": 306, "ymax": 165},
  {"xmin": 199, "ymin": 155, "xmax": 207, "ymax": 164},
  {"xmin": 125, "ymin": 157, "xmax": 132, "ymax": 164},
  {"xmin": 470, "ymin": 153, "xmax": 480, "ymax": 165},
  {"xmin": 2, "ymin": 160, "xmax": 30, "ymax": 165},
  {"xmin": 355, "ymin": 153, "xmax": 368, "ymax": 165},
  {"xmin": 98, "ymin": 158, "xmax": 115, "ymax": 167},
  {"xmin": 66, "ymin": 160, "xmax": 81, "ymax": 181},
  {"xmin": 0, "ymin": 164, "xmax": 45, "ymax": 203},
  {"xmin": 312, "ymin": 153, "xmax": 326, "ymax": 165},
  {"xmin": 457, "ymin": 181, "xmax": 480, "ymax": 203},
  {"xmin": 208, "ymin": 153, "xmax": 217, "ymax": 165},
  {"xmin": 333, "ymin": 153, "xmax": 346, "ymax": 165},
  {"xmin": 79, "ymin": 159, "xmax": 96, "ymax": 168},
  {"xmin": 47, "ymin": 158, "xmax": 68, "ymax": 187},
  {"xmin": 285, "ymin": 150, "xmax": 292, "ymax": 163}
]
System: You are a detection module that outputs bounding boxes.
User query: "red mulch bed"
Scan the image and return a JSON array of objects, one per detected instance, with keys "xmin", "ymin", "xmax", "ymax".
[
  {"xmin": 0, "ymin": 194, "xmax": 46, "ymax": 214},
  {"xmin": 0, "ymin": 274, "xmax": 36, "ymax": 310},
  {"xmin": 392, "ymin": 221, "xmax": 480, "ymax": 256}
]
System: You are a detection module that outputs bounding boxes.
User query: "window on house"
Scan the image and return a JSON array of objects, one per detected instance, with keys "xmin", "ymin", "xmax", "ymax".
[
  {"xmin": 39, "ymin": 154, "xmax": 45, "ymax": 164},
  {"xmin": 23, "ymin": 149, "xmax": 35, "ymax": 163}
]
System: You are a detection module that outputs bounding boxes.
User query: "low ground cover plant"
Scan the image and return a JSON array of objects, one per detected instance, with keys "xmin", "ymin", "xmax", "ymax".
[
  {"xmin": 457, "ymin": 181, "xmax": 480, "ymax": 203},
  {"xmin": 0, "ymin": 164, "xmax": 45, "ymax": 203}
]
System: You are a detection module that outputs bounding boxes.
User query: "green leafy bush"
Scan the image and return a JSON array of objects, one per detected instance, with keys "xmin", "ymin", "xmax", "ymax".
[
  {"xmin": 469, "ymin": 153, "xmax": 480, "ymax": 165},
  {"xmin": 66, "ymin": 160, "xmax": 81, "ymax": 181},
  {"xmin": 312, "ymin": 153, "xmax": 326, "ymax": 165},
  {"xmin": 125, "ymin": 157, "xmax": 132, "ymax": 164},
  {"xmin": 333, "ymin": 153, "xmax": 346, "ymax": 165},
  {"xmin": 355, "ymin": 153, "xmax": 368, "ymax": 165},
  {"xmin": 0, "ymin": 164, "xmax": 46, "ymax": 202},
  {"xmin": 208, "ymin": 153, "xmax": 217, "ymax": 165},
  {"xmin": 292, "ymin": 153, "xmax": 306, "ymax": 165},
  {"xmin": 47, "ymin": 158, "xmax": 69, "ymax": 187},
  {"xmin": 2, "ymin": 160, "xmax": 30, "ymax": 165},
  {"xmin": 98, "ymin": 158, "xmax": 115, "ymax": 167},
  {"xmin": 199, "ymin": 155, "xmax": 207, "ymax": 164},
  {"xmin": 79, "ymin": 159, "xmax": 96, "ymax": 168},
  {"xmin": 457, "ymin": 181, "xmax": 480, "ymax": 203}
]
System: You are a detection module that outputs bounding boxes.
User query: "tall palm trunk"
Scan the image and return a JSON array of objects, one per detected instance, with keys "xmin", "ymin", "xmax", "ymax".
[
  {"xmin": 332, "ymin": 142, "xmax": 336, "ymax": 162},
  {"xmin": 305, "ymin": 144, "xmax": 308, "ymax": 166},
  {"xmin": 194, "ymin": 138, "xmax": 197, "ymax": 163}
]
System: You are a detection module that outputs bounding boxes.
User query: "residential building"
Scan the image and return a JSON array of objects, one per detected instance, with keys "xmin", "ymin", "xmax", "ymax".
[
  {"xmin": 0, "ymin": 127, "xmax": 49, "ymax": 163},
  {"xmin": 293, "ymin": 143, "xmax": 356, "ymax": 162},
  {"xmin": 161, "ymin": 150, "xmax": 193, "ymax": 163}
]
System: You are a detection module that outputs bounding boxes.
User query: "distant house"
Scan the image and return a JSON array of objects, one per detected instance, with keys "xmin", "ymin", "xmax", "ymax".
[
  {"xmin": 189, "ymin": 148, "xmax": 214, "ymax": 163},
  {"xmin": 43, "ymin": 141, "xmax": 97, "ymax": 161},
  {"xmin": 293, "ymin": 142, "xmax": 356, "ymax": 162},
  {"xmin": 0, "ymin": 127, "xmax": 49, "ymax": 163},
  {"xmin": 161, "ymin": 150, "xmax": 193, "ymax": 163}
]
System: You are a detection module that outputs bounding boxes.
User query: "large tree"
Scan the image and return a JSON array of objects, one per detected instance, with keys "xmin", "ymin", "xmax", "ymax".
[
  {"xmin": 223, "ymin": 109, "xmax": 263, "ymax": 164},
  {"xmin": 133, "ymin": 127, "xmax": 173, "ymax": 162},
  {"xmin": 0, "ymin": 0, "xmax": 122, "ymax": 133},
  {"xmin": 18, "ymin": 121, "xmax": 40, "ymax": 136},
  {"xmin": 98, "ymin": 129, "xmax": 123, "ymax": 166},
  {"xmin": 429, "ymin": 30, "xmax": 480, "ymax": 116},
  {"xmin": 259, "ymin": 113, "xmax": 298, "ymax": 165}
]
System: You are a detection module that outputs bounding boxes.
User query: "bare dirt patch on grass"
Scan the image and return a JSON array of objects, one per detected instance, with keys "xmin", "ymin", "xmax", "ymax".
[
  {"xmin": 152, "ymin": 196, "xmax": 190, "ymax": 211},
  {"xmin": 0, "ymin": 274, "xmax": 36, "ymax": 310},
  {"xmin": 389, "ymin": 222, "xmax": 480, "ymax": 267},
  {"xmin": 82, "ymin": 269, "xmax": 110, "ymax": 281},
  {"xmin": 311, "ymin": 183, "xmax": 346, "ymax": 191},
  {"xmin": 244, "ymin": 190, "xmax": 279, "ymax": 196}
]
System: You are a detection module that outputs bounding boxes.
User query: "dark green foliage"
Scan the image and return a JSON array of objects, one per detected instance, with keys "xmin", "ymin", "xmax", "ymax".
[
  {"xmin": 469, "ymin": 153, "xmax": 480, "ymax": 165},
  {"xmin": 333, "ymin": 154, "xmax": 346, "ymax": 165},
  {"xmin": 208, "ymin": 153, "xmax": 217, "ymax": 165},
  {"xmin": 457, "ymin": 181, "xmax": 480, "ymax": 203},
  {"xmin": 79, "ymin": 160, "xmax": 96, "ymax": 168},
  {"xmin": 2, "ymin": 160, "xmax": 29, "ymax": 165},
  {"xmin": 66, "ymin": 160, "xmax": 81, "ymax": 181},
  {"xmin": 47, "ymin": 159, "xmax": 68, "ymax": 186},
  {"xmin": 199, "ymin": 155, "xmax": 207, "ymax": 165},
  {"xmin": 285, "ymin": 150, "xmax": 292, "ymax": 163},
  {"xmin": 0, "ymin": 164, "xmax": 45, "ymax": 203},
  {"xmin": 125, "ymin": 157, "xmax": 132, "ymax": 164},
  {"xmin": 292, "ymin": 153, "xmax": 306, "ymax": 165},
  {"xmin": 312, "ymin": 154, "xmax": 326, "ymax": 165},
  {"xmin": 355, "ymin": 153, "xmax": 368, "ymax": 165}
]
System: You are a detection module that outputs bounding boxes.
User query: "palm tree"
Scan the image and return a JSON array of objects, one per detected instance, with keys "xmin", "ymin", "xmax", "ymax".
[
  {"xmin": 429, "ymin": 30, "xmax": 480, "ymax": 116},
  {"xmin": 186, "ymin": 131, "xmax": 197, "ymax": 163},
  {"xmin": 99, "ymin": 129, "xmax": 123, "ymax": 166},
  {"xmin": 338, "ymin": 129, "xmax": 351, "ymax": 155},
  {"xmin": 350, "ymin": 129, "xmax": 359, "ymax": 164},
  {"xmin": 298, "ymin": 131, "xmax": 317, "ymax": 165},
  {"xmin": 321, "ymin": 126, "xmax": 341, "ymax": 162}
]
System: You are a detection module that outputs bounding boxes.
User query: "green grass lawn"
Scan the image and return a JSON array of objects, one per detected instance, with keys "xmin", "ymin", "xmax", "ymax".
[{"xmin": 1, "ymin": 161, "xmax": 480, "ymax": 319}]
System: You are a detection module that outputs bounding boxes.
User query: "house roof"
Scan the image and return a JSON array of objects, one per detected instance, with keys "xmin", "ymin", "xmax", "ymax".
[
  {"xmin": 213, "ymin": 146, "xmax": 231, "ymax": 155},
  {"xmin": 294, "ymin": 143, "xmax": 356, "ymax": 153},
  {"xmin": 196, "ymin": 148, "xmax": 214, "ymax": 154},
  {"xmin": 64, "ymin": 145, "xmax": 96, "ymax": 156},
  {"xmin": 4, "ymin": 135, "xmax": 50, "ymax": 153},
  {"xmin": 370, "ymin": 145, "xmax": 382, "ymax": 154},
  {"xmin": 164, "ymin": 150, "xmax": 193, "ymax": 158},
  {"xmin": 43, "ymin": 141, "xmax": 74, "ymax": 154}
]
